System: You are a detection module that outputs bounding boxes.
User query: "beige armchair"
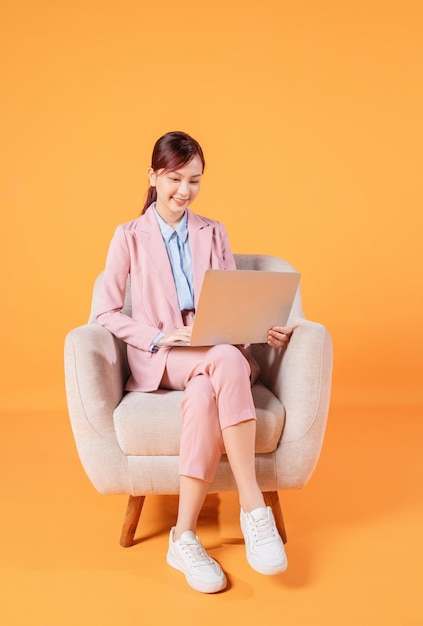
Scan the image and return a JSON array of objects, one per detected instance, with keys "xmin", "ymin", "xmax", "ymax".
[{"xmin": 64, "ymin": 254, "xmax": 333, "ymax": 547}]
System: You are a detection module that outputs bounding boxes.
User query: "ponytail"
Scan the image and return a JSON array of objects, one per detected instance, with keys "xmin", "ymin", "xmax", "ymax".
[{"xmin": 141, "ymin": 186, "xmax": 157, "ymax": 214}]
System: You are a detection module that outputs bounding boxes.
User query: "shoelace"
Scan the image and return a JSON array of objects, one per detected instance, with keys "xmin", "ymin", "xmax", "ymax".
[
  {"xmin": 181, "ymin": 539, "xmax": 214, "ymax": 567},
  {"xmin": 248, "ymin": 515, "xmax": 278, "ymax": 544}
]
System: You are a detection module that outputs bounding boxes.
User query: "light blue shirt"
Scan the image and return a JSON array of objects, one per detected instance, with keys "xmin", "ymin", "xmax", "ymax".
[{"xmin": 153, "ymin": 206, "xmax": 194, "ymax": 311}]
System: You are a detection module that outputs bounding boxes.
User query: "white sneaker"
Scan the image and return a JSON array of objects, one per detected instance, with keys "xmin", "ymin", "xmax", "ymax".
[
  {"xmin": 166, "ymin": 528, "xmax": 227, "ymax": 593},
  {"xmin": 240, "ymin": 506, "xmax": 288, "ymax": 575}
]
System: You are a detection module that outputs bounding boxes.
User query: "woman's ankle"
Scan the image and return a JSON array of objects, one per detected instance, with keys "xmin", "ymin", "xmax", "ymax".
[
  {"xmin": 173, "ymin": 526, "xmax": 196, "ymax": 541},
  {"xmin": 240, "ymin": 494, "xmax": 266, "ymax": 513}
]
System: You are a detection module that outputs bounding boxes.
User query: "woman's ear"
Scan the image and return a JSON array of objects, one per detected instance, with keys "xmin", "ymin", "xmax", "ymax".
[{"xmin": 147, "ymin": 167, "xmax": 156, "ymax": 186}]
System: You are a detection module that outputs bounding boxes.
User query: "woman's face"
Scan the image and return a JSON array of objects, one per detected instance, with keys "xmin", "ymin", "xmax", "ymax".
[{"xmin": 148, "ymin": 155, "xmax": 203, "ymax": 227}]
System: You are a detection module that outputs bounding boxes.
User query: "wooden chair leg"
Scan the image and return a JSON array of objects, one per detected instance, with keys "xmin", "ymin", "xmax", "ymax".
[
  {"xmin": 120, "ymin": 495, "xmax": 145, "ymax": 547},
  {"xmin": 263, "ymin": 491, "xmax": 287, "ymax": 544}
]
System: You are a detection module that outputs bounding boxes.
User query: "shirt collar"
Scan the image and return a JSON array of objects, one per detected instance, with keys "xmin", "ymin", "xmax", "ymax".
[{"xmin": 153, "ymin": 204, "xmax": 189, "ymax": 244}]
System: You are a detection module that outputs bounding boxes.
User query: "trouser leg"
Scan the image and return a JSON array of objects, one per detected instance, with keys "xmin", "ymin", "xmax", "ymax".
[{"xmin": 179, "ymin": 374, "xmax": 224, "ymax": 482}]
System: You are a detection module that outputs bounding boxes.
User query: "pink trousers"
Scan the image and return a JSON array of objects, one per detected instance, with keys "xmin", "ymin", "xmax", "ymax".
[{"xmin": 160, "ymin": 344, "xmax": 258, "ymax": 483}]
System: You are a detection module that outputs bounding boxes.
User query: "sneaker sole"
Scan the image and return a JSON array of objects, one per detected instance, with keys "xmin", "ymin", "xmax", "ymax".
[
  {"xmin": 166, "ymin": 551, "xmax": 227, "ymax": 593},
  {"xmin": 245, "ymin": 551, "xmax": 288, "ymax": 576}
]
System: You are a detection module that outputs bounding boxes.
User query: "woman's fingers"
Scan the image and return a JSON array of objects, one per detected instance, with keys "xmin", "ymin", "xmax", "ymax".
[{"xmin": 267, "ymin": 326, "xmax": 293, "ymax": 348}]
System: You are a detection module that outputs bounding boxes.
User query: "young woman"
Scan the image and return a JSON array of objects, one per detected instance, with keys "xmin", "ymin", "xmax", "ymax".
[{"xmin": 96, "ymin": 131, "xmax": 293, "ymax": 593}]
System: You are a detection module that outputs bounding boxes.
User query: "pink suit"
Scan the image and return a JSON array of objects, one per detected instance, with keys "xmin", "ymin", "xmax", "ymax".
[{"xmin": 96, "ymin": 207, "xmax": 258, "ymax": 481}]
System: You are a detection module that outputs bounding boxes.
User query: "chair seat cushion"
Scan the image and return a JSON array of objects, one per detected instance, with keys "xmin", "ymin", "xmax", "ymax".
[{"xmin": 113, "ymin": 382, "xmax": 285, "ymax": 456}]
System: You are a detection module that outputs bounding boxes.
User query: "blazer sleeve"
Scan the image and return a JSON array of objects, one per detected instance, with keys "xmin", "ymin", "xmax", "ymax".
[{"xmin": 96, "ymin": 225, "xmax": 160, "ymax": 351}]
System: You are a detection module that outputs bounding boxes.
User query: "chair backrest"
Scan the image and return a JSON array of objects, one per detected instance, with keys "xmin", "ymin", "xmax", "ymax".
[{"xmin": 89, "ymin": 254, "xmax": 303, "ymax": 323}]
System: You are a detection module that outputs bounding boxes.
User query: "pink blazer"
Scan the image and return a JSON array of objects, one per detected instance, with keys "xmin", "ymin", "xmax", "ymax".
[{"xmin": 96, "ymin": 207, "xmax": 237, "ymax": 392}]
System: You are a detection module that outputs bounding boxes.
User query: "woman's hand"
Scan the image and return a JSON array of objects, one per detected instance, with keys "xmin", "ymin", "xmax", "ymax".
[
  {"xmin": 267, "ymin": 325, "xmax": 293, "ymax": 350},
  {"xmin": 157, "ymin": 326, "xmax": 193, "ymax": 345}
]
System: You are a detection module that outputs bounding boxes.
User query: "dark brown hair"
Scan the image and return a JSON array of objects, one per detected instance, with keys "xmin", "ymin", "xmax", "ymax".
[{"xmin": 142, "ymin": 131, "xmax": 205, "ymax": 214}]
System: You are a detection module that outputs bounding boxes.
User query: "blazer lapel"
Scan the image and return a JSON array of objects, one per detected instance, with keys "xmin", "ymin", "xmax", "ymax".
[
  {"xmin": 187, "ymin": 210, "xmax": 213, "ymax": 308},
  {"xmin": 136, "ymin": 210, "xmax": 181, "ymax": 320}
]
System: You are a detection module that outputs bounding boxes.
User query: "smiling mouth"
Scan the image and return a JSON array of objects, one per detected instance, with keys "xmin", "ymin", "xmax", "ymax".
[{"xmin": 172, "ymin": 197, "xmax": 188, "ymax": 205}]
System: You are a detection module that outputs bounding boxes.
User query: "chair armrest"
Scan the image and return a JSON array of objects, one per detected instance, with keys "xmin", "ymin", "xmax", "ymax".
[
  {"xmin": 253, "ymin": 319, "xmax": 333, "ymax": 442},
  {"xmin": 253, "ymin": 320, "xmax": 333, "ymax": 488},
  {"xmin": 65, "ymin": 323, "xmax": 129, "ymax": 434},
  {"xmin": 64, "ymin": 323, "xmax": 132, "ymax": 493},
  {"xmin": 279, "ymin": 320, "xmax": 332, "ymax": 441}
]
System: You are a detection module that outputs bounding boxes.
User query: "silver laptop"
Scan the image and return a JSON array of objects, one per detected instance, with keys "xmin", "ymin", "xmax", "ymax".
[{"xmin": 157, "ymin": 269, "xmax": 300, "ymax": 347}]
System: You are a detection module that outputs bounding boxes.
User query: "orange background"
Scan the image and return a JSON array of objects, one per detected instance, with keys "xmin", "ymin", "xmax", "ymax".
[
  {"xmin": 1, "ymin": 1, "xmax": 422, "ymax": 409},
  {"xmin": 1, "ymin": 3, "xmax": 422, "ymax": 625}
]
